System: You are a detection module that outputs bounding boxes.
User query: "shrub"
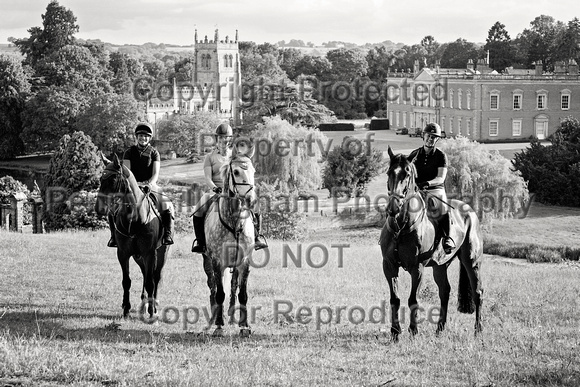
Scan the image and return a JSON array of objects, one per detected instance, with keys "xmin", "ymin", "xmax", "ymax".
[
  {"xmin": 322, "ymin": 136, "xmax": 387, "ymax": 197},
  {"xmin": 256, "ymin": 182, "xmax": 307, "ymax": 241},
  {"xmin": 250, "ymin": 116, "xmax": 326, "ymax": 195},
  {"xmin": 512, "ymin": 116, "xmax": 580, "ymax": 207},
  {"xmin": 42, "ymin": 131, "xmax": 104, "ymax": 231},
  {"xmin": 439, "ymin": 136, "xmax": 529, "ymax": 223}
]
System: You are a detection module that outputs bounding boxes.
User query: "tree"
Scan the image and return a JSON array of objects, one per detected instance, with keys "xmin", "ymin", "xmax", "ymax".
[
  {"xmin": 420, "ymin": 35, "xmax": 441, "ymax": 67},
  {"xmin": 239, "ymin": 41, "xmax": 288, "ymax": 84},
  {"xmin": 439, "ymin": 137, "xmax": 529, "ymax": 221},
  {"xmin": 13, "ymin": 0, "xmax": 79, "ymax": 69},
  {"xmin": 553, "ymin": 17, "xmax": 580, "ymax": 64},
  {"xmin": 326, "ymin": 48, "xmax": 368, "ymax": 81},
  {"xmin": 514, "ymin": 15, "xmax": 566, "ymax": 71},
  {"xmin": 74, "ymin": 93, "xmax": 141, "ymax": 154},
  {"xmin": 0, "ymin": 54, "xmax": 31, "ymax": 159},
  {"xmin": 35, "ymin": 44, "xmax": 112, "ymax": 95},
  {"xmin": 322, "ymin": 136, "xmax": 386, "ymax": 198},
  {"xmin": 241, "ymin": 81, "xmax": 335, "ymax": 127},
  {"xmin": 440, "ymin": 38, "xmax": 482, "ymax": 69},
  {"xmin": 20, "ymin": 86, "xmax": 87, "ymax": 152},
  {"xmin": 156, "ymin": 112, "xmax": 223, "ymax": 158},
  {"xmin": 484, "ymin": 22, "xmax": 514, "ymax": 72},
  {"xmin": 278, "ymin": 48, "xmax": 304, "ymax": 80},
  {"xmin": 42, "ymin": 131, "xmax": 104, "ymax": 231},
  {"xmin": 250, "ymin": 116, "xmax": 326, "ymax": 194}
]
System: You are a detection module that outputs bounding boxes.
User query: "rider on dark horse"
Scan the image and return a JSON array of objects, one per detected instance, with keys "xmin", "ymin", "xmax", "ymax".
[
  {"xmin": 107, "ymin": 122, "xmax": 175, "ymax": 247},
  {"xmin": 408, "ymin": 122, "xmax": 455, "ymax": 254},
  {"xmin": 191, "ymin": 122, "xmax": 267, "ymax": 254}
]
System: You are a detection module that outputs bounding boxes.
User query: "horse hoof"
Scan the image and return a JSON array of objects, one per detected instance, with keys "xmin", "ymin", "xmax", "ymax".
[
  {"xmin": 240, "ymin": 328, "xmax": 252, "ymax": 338},
  {"xmin": 408, "ymin": 327, "xmax": 418, "ymax": 336},
  {"xmin": 391, "ymin": 333, "xmax": 399, "ymax": 343},
  {"xmin": 212, "ymin": 327, "xmax": 224, "ymax": 337}
]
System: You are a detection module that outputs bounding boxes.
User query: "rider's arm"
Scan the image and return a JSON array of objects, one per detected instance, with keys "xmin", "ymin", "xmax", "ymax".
[
  {"xmin": 148, "ymin": 161, "xmax": 160, "ymax": 186},
  {"xmin": 428, "ymin": 167, "xmax": 447, "ymax": 187},
  {"xmin": 203, "ymin": 154, "xmax": 219, "ymax": 190}
]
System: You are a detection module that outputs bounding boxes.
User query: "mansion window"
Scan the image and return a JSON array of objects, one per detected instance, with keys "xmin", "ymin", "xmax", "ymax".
[
  {"xmin": 512, "ymin": 119, "xmax": 522, "ymax": 136},
  {"xmin": 466, "ymin": 119, "xmax": 471, "ymax": 136},
  {"xmin": 561, "ymin": 90, "xmax": 570, "ymax": 110},
  {"xmin": 458, "ymin": 90, "xmax": 462, "ymax": 109},
  {"xmin": 457, "ymin": 118, "xmax": 462, "ymax": 135},
  {"xmin": 489, "ymin": 120, "xmax": 499, "ymax": 137},
  {"xmin": 513, "ymin": 94, "xmax": 522, "ymax": 110},
  {"xmin": 449, "ymin": 90, "xmax": 454, "ymax": 109},
  {"xmin": 536, "ymin": 90, "xmax": 548, "ymax": 109},
  {"xmin": 466, "ymin": 91, "xmax": 471, "ymax": 110},
  {"xmin": 490, "ymin": 94, "xmax": 499, "ymax": 110}
]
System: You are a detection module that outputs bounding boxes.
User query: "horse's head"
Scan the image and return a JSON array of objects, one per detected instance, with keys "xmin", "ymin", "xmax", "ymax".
[
  {"xmin": 95, "ymin": 153, "xmax": 130, "ymax": 216},
  {"xmin": 386, "ymin": 146, "xmax": 418, "ymax": 217},
  {"xmin": 221, "ymin": 154, "xmax": 256, "ymax": 206}
]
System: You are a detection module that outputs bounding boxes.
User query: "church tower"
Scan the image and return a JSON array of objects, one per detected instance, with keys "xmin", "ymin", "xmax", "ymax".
[{"xmin": 192, "ymin": 29, "xmax": 241, "ymax": 125}]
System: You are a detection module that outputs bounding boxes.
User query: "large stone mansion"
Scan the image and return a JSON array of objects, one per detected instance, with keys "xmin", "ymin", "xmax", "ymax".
[{"xmin": 386, "ymin": 58, "xmax": 580, "ymax": 141}]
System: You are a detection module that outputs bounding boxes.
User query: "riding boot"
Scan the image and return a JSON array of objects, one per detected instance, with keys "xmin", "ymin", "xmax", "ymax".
[
  {"xmin": 191, "ymin": 216, "xmax": 206, "ymax": 253},
  {"xmin": 253, "ymin": 213, "xmax": 268, "ymax": 251},
  {"xmin": 441, "ymin": 213, "xmax": 455, "ymax": 254},
  {"xmin": 161, "ymin": 210, "xmax": 174, "ymax": 246},
  {"xmin": 107, "ymin": 212, "xmax": 117, "ymax": 248}
]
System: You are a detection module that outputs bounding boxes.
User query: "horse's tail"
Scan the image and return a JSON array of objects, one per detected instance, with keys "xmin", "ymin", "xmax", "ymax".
[
  {"xmin": 457, "ymin": 211, "xmax": 480, "ymax": 314},
  {"xmin": 457, "ymin": 261, "xmax": 475, "ymax": 314}
]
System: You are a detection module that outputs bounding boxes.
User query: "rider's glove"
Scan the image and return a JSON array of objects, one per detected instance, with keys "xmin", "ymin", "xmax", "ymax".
[
  {"xmin": 212, "ymin": 186, "xmax": 222, "ymax": 194},
  {"xmin": 418, "ymin": 181, "xmax": 430, "ymax": 190}
]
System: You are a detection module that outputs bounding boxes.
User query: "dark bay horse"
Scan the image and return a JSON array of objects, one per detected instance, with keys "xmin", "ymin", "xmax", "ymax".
[
  {"xmin": 95, "ymin": 154, "xmax": 169, "ymax": 320},
  {"xmin": 379, "ymin": 147, "xmax": 483, "ymax": 340},
  {"xmin": 202, "ymin": 151, "xmax": 256, "ymax": 337}
]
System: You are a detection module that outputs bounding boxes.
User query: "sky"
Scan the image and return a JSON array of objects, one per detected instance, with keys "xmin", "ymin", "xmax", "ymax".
[{"xmin": 1, "ymin": 0, "xmax": 578, "ymax": 47}]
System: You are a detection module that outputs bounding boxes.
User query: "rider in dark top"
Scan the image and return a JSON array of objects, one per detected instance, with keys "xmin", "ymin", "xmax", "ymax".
[
  {"xmin": 107, "ymin": 122, "xmax": 174, "ymax": 247},
  {"xmin": 408, "ymin": 123, "xmax": 455, "ymax": 254}
]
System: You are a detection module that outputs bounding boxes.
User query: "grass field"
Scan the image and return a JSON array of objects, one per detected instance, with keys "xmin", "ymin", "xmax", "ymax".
[{"xmin": 1, "ymin": 229, "xmax": 579, "ymax": 386}]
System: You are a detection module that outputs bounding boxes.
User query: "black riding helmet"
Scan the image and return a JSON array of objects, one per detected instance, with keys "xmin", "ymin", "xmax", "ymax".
[{"xmin": 135, "ymin": 123, "xmax": 153, "ymax": 136}]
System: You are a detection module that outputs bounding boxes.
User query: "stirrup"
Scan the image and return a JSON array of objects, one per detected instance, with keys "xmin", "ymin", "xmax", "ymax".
[
  {"xmin": 162, "ymin": 235, "xmax": 174, "ymax": 246},
  {"xmin": 254, "ymin": 235, "xmax": 268, "ymax": 251},
  {"xmin": 191, "ymin": 239, "xmax": 205, "ymax": 253},
  {"xmin": 443, "ymin": 237, "xmax": 455, "ymax": 254},
  {"xmin": 107, "ymin": 238, "xmax": 117, "ymax": 248}
]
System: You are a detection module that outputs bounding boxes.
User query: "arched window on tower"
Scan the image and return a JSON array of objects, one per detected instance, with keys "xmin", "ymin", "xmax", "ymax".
[
  {"xmin": 228, "ymin": 54, "xmax": 233, "ymax": 67},
  {"xmin": 224, "ymin": 55, "xmax": 229, "ymax": 67}
]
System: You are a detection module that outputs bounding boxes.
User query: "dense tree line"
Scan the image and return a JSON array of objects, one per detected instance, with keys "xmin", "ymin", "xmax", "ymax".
[{"xmin": 1, "ymin": 0, "xmax": 579, "ymax": 158}]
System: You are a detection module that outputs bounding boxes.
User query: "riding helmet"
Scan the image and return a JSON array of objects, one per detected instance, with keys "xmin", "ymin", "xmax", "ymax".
[
  {"xmin": 423, "ymin": 122, "xmax": 442, "ymax": 137},
  {"xmin": 135, "ymin": 122, "xmax": 153, "ymax": 136},
  {"xmin": 215, "ymin": 122, "xmax": 233, "ymax": 137}
]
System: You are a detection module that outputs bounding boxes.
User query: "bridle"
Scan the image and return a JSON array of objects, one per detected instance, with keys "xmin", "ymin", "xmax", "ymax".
[
  {"xmin": 386, "ymin": 160, "xmax": 425, "ymax": 239},
  {"xmin": 227, "ymin": 161, "xmax": 255, "ymax": 200}
]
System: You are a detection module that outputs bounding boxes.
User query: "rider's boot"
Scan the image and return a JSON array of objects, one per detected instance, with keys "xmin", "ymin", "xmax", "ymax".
[
  {"xmin": 161, "ymin": 210, "xmax": 174, "ymax": 246},
  {"xmin": 107, "ymin": 212, "xmax": 117, "ymax": 248},
  {"xmin": 441, "ymin": 213, "xmax": 455, "ymax": 254},
  {"xmin": 191, "ymin": 215, "xmax": 206, "ymax": 253},
  {"xmin": 253, "ymin": 213, "xmax": 268, "ymax": 251}
]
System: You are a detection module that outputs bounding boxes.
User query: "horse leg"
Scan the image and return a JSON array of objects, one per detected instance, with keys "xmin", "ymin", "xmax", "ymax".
[
  {"xmin": 408, "ymin": 264, "xmax": 424, "ymax": 336},
  {"xmin": 202, "ymin": 254, "xmax": 217, "ymax": 329},
  {"xmin": 142, "ymin": 251, "xmax": 157, "ymax": 319},
  {"xmin": 117, "ymin": 251, "xmax": 132, "ymax": 318},
  {"xmin": 212, "ymin": 262, "xmax": 225, "ymax": 336},
  {"xmin": 432, "ymin": 263, "xmax": 451, "ymax": 335},
  {"xmin": 238, "ymin": 264, "xmax": 251, "ymax": 337},
  {"xmin": 383, "ymin": 262, "xmax": 402, "ymax": 341},
  {"xmin": 152, "ymin": 246, "xmax": 168, "ymax": 315},
  {"xmin": 228, "ymin": 268, "xmax": 239, "ymax": 325}
]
